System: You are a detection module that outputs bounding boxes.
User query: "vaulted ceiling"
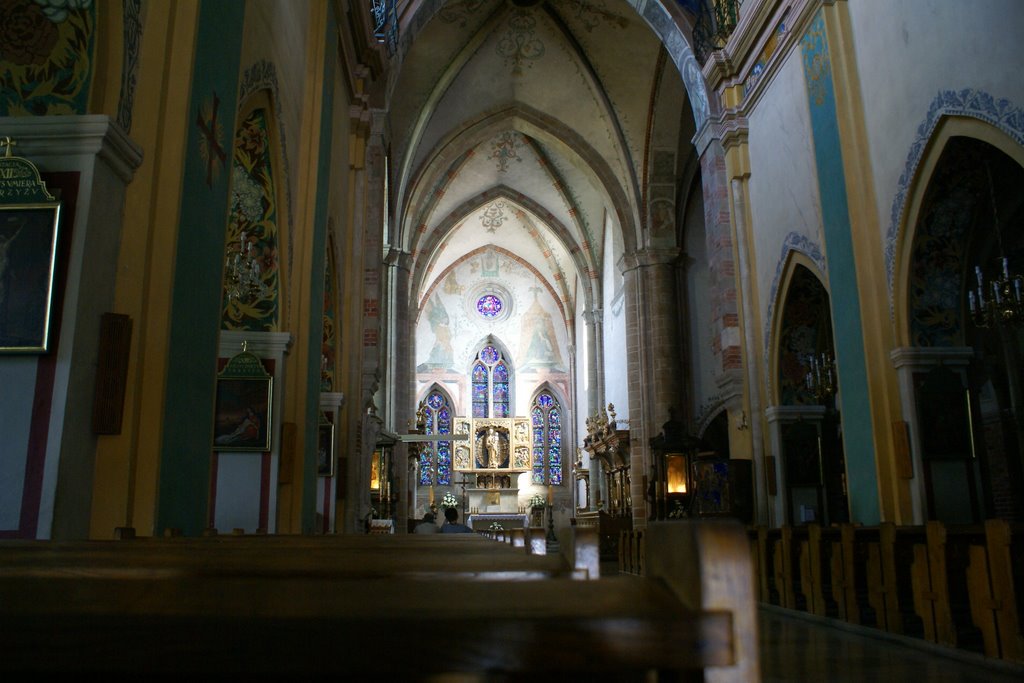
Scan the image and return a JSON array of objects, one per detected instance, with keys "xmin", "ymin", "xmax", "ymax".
[{"xmin": 385, "ymin": 0, "xmax": 695, "ymax": 321}]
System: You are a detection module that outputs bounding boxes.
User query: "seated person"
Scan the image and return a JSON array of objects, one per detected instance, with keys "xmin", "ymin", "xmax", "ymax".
[
  {"xmin": 440, "ymin": 507, "xmax": 474, "ymax": 534},
  {"xmin": 414, "ymin": 511, "xmax": 439, "ymax": 534}
]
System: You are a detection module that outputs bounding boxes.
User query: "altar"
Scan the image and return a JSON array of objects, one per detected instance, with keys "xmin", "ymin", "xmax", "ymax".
[
  {"xmin": 467, "ymin": 486, "xmax": 521, "ymax": 515},
  {"xmin": 466, "ymin": 512, "xmax": 528, "ymax": 531}
]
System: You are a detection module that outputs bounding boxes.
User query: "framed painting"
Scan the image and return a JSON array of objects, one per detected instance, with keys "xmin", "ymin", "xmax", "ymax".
[
  {"xmin": 317, "ymin": 421, "xmax": 335, "ymax": 477},
  {"xmin": 213, "ymin": 375, "xmax": 273, "ymax": 451},
  {"xmin": 0, "ymin": 204, "xmax": 61, "ymax": 353}
]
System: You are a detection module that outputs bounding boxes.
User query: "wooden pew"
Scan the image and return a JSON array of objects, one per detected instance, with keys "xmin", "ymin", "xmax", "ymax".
[
  {"xmin": 0, "ymin": 521, "xmax": 758, "ymax": 681},
  {"xmin": 966, "ymin": 520, "xmax": 1024, "ymax": 662}
]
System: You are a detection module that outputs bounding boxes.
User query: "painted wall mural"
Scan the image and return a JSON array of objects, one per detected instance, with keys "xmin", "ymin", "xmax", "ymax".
[
  {"xmin": 0, "ymin": 0, "xmax": 96, "ymax": 116},
  {"xmin": 519, "ymin": 288, "xmax": 563, "ymax": 369},
  {"xmin": 488, "ymin": 131, "xmax": 524, "ymax": 173},
  {"xmin": 416, "ymin": 247, "xmax": 569, "ymax": 417},
  {"xmin": 222, "ymin": 108, "xmax": 281, "ymax": 331}
]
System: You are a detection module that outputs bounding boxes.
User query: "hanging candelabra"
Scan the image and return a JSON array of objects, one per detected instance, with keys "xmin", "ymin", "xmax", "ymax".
[
  {"xmin": 804, "ymin": 351, "xmax": 836, "ymax": 402},
  {"xmin": 225, "ymin": 230, "xmax": 268, "ymax": 303},
  {"xmin": 967, "ymin": 162, "xmax": 1023, "ymax": 328}
]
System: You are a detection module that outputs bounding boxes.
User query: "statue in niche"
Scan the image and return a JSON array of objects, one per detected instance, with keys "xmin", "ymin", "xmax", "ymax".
[
  {"xmin": 486, "ymin": 427, "xmax": 503, "ymax": 468},
  {"xmin": 476, "ymin": 426, "xmax": 509, "ymax": 469}
]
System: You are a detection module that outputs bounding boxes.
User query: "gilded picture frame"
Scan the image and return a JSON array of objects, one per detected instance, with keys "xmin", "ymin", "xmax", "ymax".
[
  {"xmin": 213, "ymin": 375, "xmax": 273, "ymax": 452},
  {"xmin": 0, "ymin": 204, "xmax": 61, "ymax": 353}
]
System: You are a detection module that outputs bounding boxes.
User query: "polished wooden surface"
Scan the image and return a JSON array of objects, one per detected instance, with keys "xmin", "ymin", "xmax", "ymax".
[{"xmin": 0, "ymin": 525, "xmax": 753, "ymax": 678}]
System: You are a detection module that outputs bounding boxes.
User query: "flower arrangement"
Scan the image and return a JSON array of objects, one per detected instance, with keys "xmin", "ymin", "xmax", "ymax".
[
  {"xmin": 440, "ymin": 492, "xmax": 459, "ymax": 509},
  {"xmin": 489, "ymin": 522, "xmax": 504, "ymax": 532},
  {"xmin": 528, "ymin": 493, "xmax": 546, "ymax": 509}
]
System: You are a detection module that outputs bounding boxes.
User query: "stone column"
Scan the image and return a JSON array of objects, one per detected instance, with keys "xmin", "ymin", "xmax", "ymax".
[
  {"xmin": 620, "ymin": 248, "xmax": 683, "ymax": 529},
  {"xmin": 384, "ymin": 247, "xmax": 414, "ymax": 532},
  {"xmin": 582, "ymin": 307, "xmax": 604, "ymax": 510}
]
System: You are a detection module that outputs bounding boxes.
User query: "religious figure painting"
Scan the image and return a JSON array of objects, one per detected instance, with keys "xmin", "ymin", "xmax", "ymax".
[
  {"xmin": 0, "ymin": 206, "xmax": 61, "ymax": 353},
  {"xmin": 213, "ymin": 376, "xmax": 272, "ymax": 451}
]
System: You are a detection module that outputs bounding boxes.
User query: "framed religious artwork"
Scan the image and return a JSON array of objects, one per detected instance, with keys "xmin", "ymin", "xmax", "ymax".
[
  {"xmin": 0, "ymin": 141, "xmax": 62, "ymax": 354},
  {"xmin": 317, "ymin": 418, "xmax": 335, "ymax": 477},
  {"xmin": 213, "ymin": 345, "xmax": 273, "ymax": 452}
]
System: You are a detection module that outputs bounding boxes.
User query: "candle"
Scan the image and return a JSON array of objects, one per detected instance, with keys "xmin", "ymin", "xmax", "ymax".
[
  {"xmin": 429, "ymin": 485, "xmax": 435, "ymax": 505},
  {"xmin": 547, "ymin": 485, "xmax": 553, "ymax": 506}
]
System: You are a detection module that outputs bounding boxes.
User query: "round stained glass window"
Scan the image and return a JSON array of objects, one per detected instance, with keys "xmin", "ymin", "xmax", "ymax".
[{"xmin": 476, "ymin": 294, "xmax": 503, "ymax": 318}]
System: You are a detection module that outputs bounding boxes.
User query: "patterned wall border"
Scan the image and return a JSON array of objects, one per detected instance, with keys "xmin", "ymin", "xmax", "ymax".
[
  {"xmin": 239, "ymin": 59, "xmax": 296, "ymax": 313},
  {"xmin": 116, "ymin": 0, "xmax": 142, "ymax": 133},
  {"xmin": 762, "ymin": 231, "xmax": 826, "ymax": 381},
  {"xmin": 885, "ymin": 89, "xmax": 1024, "ymax": 305}
]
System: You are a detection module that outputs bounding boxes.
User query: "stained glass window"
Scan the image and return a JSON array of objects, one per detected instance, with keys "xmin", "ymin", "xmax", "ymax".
[
  {"xmin": 476, "ymin": 294, "xmax": 503, "ymax": 318},
  {"xmin": 419, "ymin": 389, "xmax": 452, "ymax": 485},
  {"xmin": 531, "ymin": 391, "xmax": 562, "ymax": 485},
  {"xmin": 471, "ymin": 345, "xmax": 510, "ymax": 418}
]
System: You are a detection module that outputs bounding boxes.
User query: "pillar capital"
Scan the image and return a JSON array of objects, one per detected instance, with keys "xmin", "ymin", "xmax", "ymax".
[
  {"xmin": 384, "ymin": 246, "xmax": 413, "ymax": 271},
  {"xmin": 618, "ymin": 247, "xmax": 682, "ymax": 274}
]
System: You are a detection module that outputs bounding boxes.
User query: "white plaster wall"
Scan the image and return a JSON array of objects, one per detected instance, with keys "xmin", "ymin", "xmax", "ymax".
[
  {"xmin": 848, "ymin": 0, "xmax": 1024, "ymax": 261},
  {"xmin": 746, "ymin": 46, "xmax": 823, "ymax": 367},
  {"xmin": 683, "ymin": 183, "xmax": 715, "ymax": 413}
]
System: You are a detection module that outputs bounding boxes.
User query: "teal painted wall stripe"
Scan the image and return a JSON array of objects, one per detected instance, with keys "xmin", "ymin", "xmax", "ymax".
[
  {"xmin": 157, "ymin": 0, "xmax": 245, "ymax": 536},
  {"xmin": 301, "ymin": 8, "xmax": 338, "ymax": 533},
  {"xmin": 800, "ymin": 11, "xmax": 880, "ymax": 524}
]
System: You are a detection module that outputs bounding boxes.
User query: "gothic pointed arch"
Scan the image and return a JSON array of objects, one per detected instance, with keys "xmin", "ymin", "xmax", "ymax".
[
  {"xmin": 768, "ymin": 253, "xmax": 833, "ymax": 407},
  {"xmin": 893, "ymin": 117, "xmax": 1024, "ymax": 348},
  {"xmin": 529, "ymin": 383, "xmax": 566, "ymax": 485},
  {"xmin": 467, "ymin": 336, "xmax": 514, "ymax": 419},
  {"xmin": 417, "ymin": 384, "xmax": 456, "ymax": 486}
]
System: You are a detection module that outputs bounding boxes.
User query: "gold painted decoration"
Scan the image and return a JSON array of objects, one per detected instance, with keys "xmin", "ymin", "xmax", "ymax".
[{"xmin": 221, "ymin": 108, "xmax": 280, "ymax": 331}]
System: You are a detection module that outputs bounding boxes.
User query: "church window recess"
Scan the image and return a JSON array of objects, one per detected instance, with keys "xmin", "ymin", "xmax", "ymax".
[
  {"xmin": 477, "ymin": 293, "xmax": 503, "ymax": 318},
  {"xmin": 471, "ymin": 345, "xmax": 510, "ymax": 418},
  {"xmin": 419, "ymin": 390, "xmax": 452, "ymax": 486},
  {"xmin": 531, "ymin": 392, "xmax": 562, "ymax": 485}
]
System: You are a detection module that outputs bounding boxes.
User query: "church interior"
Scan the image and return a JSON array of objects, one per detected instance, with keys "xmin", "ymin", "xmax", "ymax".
[{"xmin": 2, "ymin": 0, "xmax": 1024, "ymax": 678}]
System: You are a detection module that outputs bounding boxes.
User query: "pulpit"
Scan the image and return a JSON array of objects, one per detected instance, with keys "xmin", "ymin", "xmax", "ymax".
[{"xmin": 579, "ymin": 404, "xmax": 632, "ymax": 559}]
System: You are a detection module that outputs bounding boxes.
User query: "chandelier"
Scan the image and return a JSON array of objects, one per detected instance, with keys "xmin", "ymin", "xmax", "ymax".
[
  {"xmin": 804, "ymin": 351, "xmax": 836, "ymax": 402},
  {"xmin": 225, "ymin": 230, "xmax": 268, "ymax": 303},
  {"xmin": 967, "ymin": 163, "xmax": 1023, "ymax": 328}
]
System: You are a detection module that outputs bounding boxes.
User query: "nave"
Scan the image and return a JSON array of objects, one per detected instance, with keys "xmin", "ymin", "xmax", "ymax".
[{"xmin": 760, "ymin": 608, "xmax": 1024, "ymax": 683}]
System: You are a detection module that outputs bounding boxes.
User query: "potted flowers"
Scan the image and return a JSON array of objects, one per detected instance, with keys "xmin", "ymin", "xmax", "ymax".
[
  {"xmin": 528, "ymin": 493, "xmax": 546, "ymax": 509},
  {"xmin": 440, "ymin": 492, "xmax": 459, "ymax": 510}
]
